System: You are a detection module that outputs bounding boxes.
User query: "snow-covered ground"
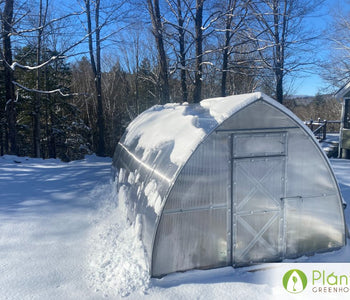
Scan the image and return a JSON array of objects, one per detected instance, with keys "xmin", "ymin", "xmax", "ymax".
[{"xmin": 0, "ymin": 155, "xmax": 349, "ymax": 299}]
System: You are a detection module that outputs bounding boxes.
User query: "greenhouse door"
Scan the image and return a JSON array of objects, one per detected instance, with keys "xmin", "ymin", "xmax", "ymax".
[{"xmin": 231, "ymin": 132, "xmax": 287, "ymax": 265}]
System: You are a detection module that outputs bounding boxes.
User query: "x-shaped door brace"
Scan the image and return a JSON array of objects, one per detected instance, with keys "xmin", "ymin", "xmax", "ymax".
[
  {"xmin": 235, "ymin": 212, "xmax": 280, "ymax": 261},
  {"xmin": 235, "ymin": 159, "xmax": 283, "ymax": 212}
]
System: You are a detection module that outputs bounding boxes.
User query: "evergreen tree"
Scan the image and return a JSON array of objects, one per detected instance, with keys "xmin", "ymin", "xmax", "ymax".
[{"xmin": 14, "ymin": 45, "xmax": 91, "ymax": 160}]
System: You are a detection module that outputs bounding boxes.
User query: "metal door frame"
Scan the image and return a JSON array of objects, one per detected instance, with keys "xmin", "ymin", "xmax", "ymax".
[{"xmin": 228, "ymin": 130, "xmax": 288, "ymax": 266}]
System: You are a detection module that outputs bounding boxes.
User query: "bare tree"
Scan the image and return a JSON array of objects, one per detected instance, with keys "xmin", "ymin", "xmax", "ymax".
[
  {"xmin": 192, "ymin": 0, "xmax": 204, "ymax": 103},
  {"xmin": 147, "ymin": 0, "xmax": 170, "ymax": 104},
  {"xmin": 84, "ymin": 0, "xmax": 105, "ymax": 156},
  {"xmin": 32, "ymin": 0, "xmax": 49, "ymax": 157},
  {"xmin": 82, "ymin": 0, "xmax": 131, "ymax": 155},
  {"xmin": 321, "ymin": 4, "xmax": 350, "ymax": 89},
  {"xmin": 165, "ymin": 0, "xmax": 192, "ymax": 102},
  {"xmin": 249, "ymin": 0, "xmax": 321, "ymax": 103},
  {"xmin": 219, "ymin": 0, "xmax": 251, "ymax": 97},
  {"xmin": 176, "ymin": 0, "xmax": 188, "ymax": 102},
  {"xmin": 1, "ymin": 0, "xmax": 17, "ymax": 154},
  {"xmin": 0, "ymin": 0, "xmax": 88, "ymax": 157}
]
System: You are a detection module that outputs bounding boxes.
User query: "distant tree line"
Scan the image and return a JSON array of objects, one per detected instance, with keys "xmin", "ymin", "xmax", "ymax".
[
  {"xmin": 285, "ymin": 94, "xmax": 342, "ymax": 125},
  {"xmin": 0, "ymin": 0, "xmax": 328, "ymax": 160}
]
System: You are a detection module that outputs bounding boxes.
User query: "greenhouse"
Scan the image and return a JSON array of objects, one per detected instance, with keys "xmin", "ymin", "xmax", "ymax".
[{"xmin": 112, "ymin": 92, "xmax": 346, "ymax": 277}]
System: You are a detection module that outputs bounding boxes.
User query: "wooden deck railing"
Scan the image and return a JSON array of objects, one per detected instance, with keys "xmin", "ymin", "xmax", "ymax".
[{"xmin": 304, "ymin": 119, "xmax": 341, "ymax": 141}]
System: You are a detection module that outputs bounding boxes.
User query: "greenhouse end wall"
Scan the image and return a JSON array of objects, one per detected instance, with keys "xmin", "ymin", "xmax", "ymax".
[{"xmin": 112, "ymin": 93, "xmax": 346, "ymax": 278}]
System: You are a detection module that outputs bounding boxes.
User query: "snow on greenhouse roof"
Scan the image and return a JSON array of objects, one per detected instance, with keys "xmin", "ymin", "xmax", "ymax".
[
  {"xmin": 200, "ymin": 92, "xmax": 273, "ymax": 122},
  {"xmin": 122, "ymin": 92, "xmax": 279, "ymax": 166}
]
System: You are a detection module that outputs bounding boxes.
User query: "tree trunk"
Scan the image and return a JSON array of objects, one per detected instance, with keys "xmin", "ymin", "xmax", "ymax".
[
  {"xmin": 221, "ymin": 1, "xmax": 233, "ymax": 97},
  {"xmin": 193, "ymin": 0, "xmax": 204, "ymax": 103},
  {"xmin": 147, "ymin": 0, "xmax": 169, "ymax": 104},
  {"xmin": 135, "ymin": 36, "xmax": 140, "ymax": 114},
  {"xmin": 221, "ymin": 49, "xmax": 229, "ymax": 97},
  {"xmin": 33, "ymin": 0, "xmax": 48, "ymax": 157},
  {"xmin": 273, "ymin": 0, "xmax": 284, "ymax": 104},
  {"xmin": 275, "ymin": 71, "xmax": 283, "ymax": 104},
  {"xmin": 2, "ymin": 0, "xmax": 17, "ymax": 155},
  {"xmin": 95, "ymin": 0, "xmax": 105, "ymax": 156},
  {"xmin": 49, "ymin": 108, "xmax": 56, "ymax": 158},
  {"xmin": 85, "ymin": 0, "xmax": 105, "ymax": 156},
  {"xmin": 0, "ymin": 126, "xmax": 3, "ymax": 156},
  {"xmin": 177, "ymin": 0, "xmax": 188, "ymax": 102}
]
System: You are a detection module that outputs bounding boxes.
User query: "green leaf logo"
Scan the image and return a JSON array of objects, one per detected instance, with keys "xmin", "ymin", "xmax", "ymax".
[{"xmin": 283, "ymin": 269, "xmax": 307, "ymax": 294}]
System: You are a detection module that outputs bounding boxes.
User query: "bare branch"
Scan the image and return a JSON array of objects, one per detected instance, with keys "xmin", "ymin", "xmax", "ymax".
[
  {"xmin": 10, "ymin": 11, "xmax": 86, "ymax": 36},
  {"xmin": 13, "ymin": 81, "xmax": 84, "ymax": 97}
]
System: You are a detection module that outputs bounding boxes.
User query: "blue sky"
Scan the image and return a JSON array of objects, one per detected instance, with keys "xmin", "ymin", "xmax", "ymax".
[
  {"xmin": 49, "ymin": 0, "xmax": 347, "ymax": 96},
  {"xmin": 293, "ymin": 76, "xmax": 326, "ymax": 96},
  {"xmin": 293, "ymin": 0, "xmax": 348, "ymax": 95}
]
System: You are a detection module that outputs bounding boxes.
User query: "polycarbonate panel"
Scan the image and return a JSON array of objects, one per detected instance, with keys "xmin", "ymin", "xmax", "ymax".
[
  {"xmin": 233, "ymin": 157, "xmax": 285, "ymax": 213},
  {"xmin": 286, "ymin": 129, "xmax": 337, "ymax": 197},
  {"xmin": 152, "ymin": 208, "xmax": 227, "ymax": 277},
  {"xmin": 220, "ymin": 100, "xmax": 297, "ymax": 130},
  {"xmin": 234, "ymin": 212, "xmax": 281, "ymax": 264},
  {"xmin": 284, "ymin": 195, "xmax": 345, "ymax": 257},
  {"xmin": 163, "ymin": 133, "xmax": 230, "ymax": 211},
  {"xmin": 233, "ymin": 132, "xmax": 286, "ymax": 158},
  {"xmin": 114, "ymin": 107, "xmax": 226, "ymax": 277},
  {"xmin": 113, "ymin": 141, "xmax": 181, "ymax": 261}
]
